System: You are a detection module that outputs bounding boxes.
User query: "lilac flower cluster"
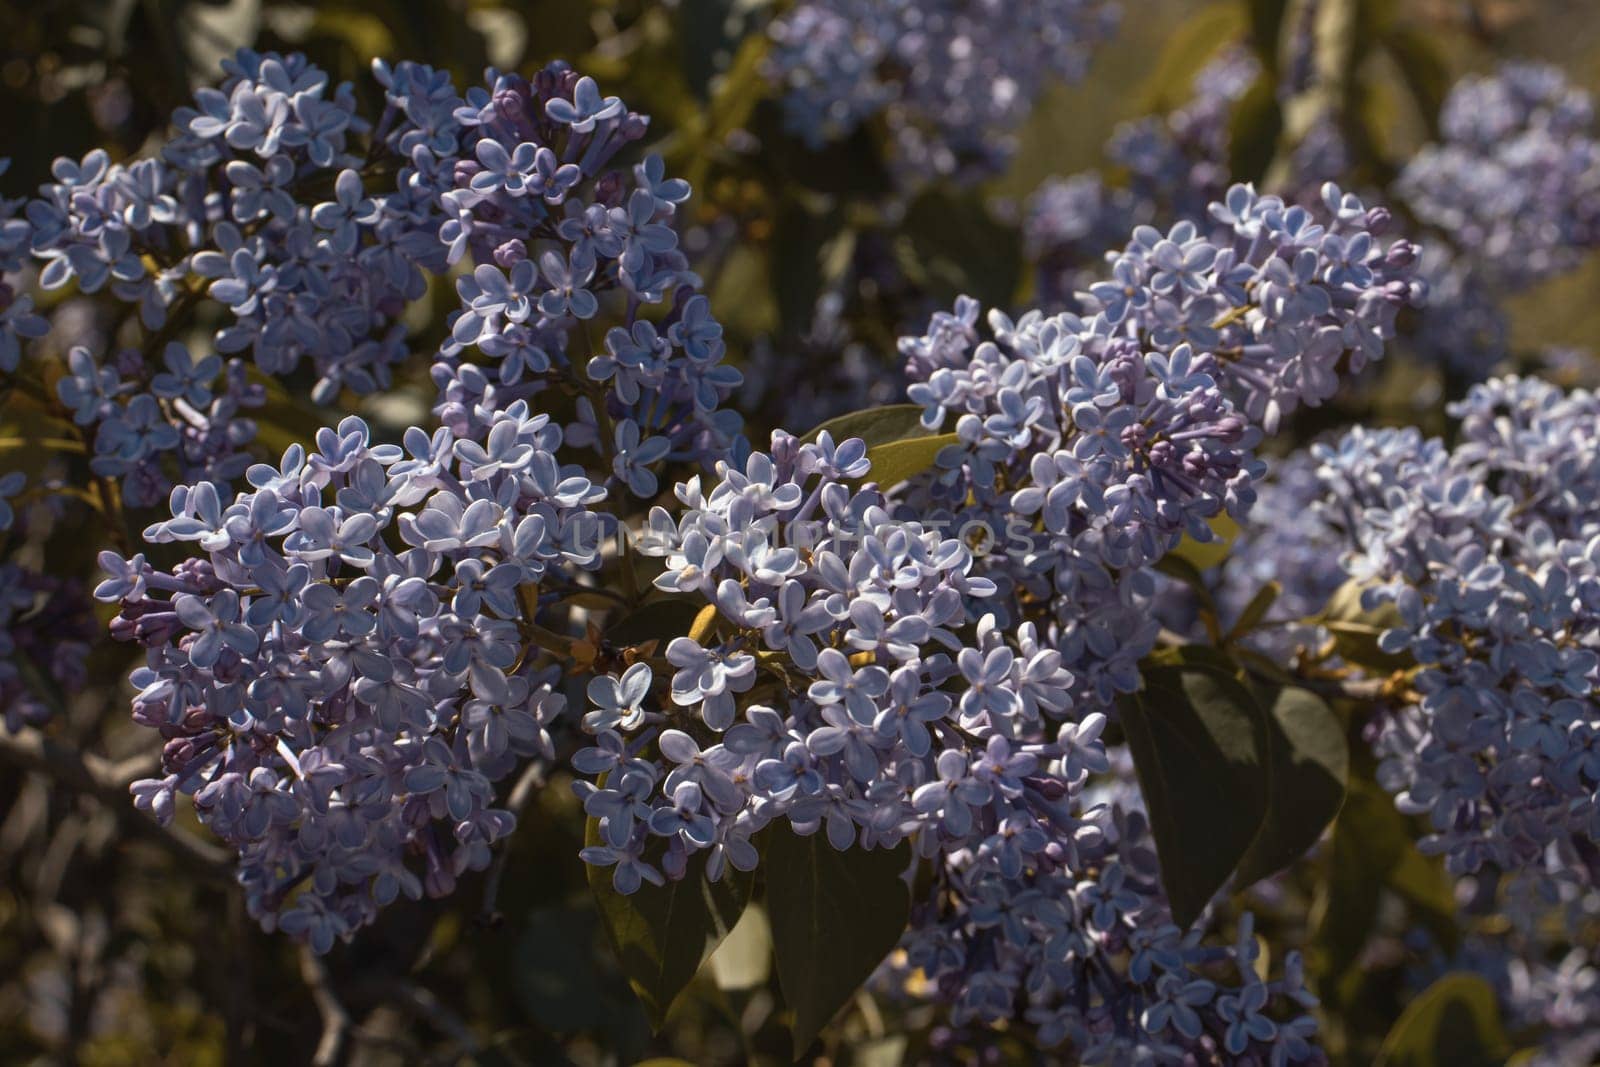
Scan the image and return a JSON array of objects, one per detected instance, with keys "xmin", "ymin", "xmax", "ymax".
[
  {"xmin": 565, "ymin": 182, "xmax": 1422, "ymax": 1061},
  {"xmin": 4, "ymin": 47, "xmax": 441, "ymax": 505},
  {"xmin": 1478, "ymin": 940, "xmax": 1600, "ymax": 1066},
  {"xmin": 1024, "ymin": 50, "xmax": 1600, "ymax": 395},
  {"xmin": 766, "ymin": 0, "xmax": 1120, "ymax": 183},
  {"xmin": 97, "ymin": 411, "xmax": 592, "ymax": 951},
  {"xmin": 1400, "ymin": 63, "xmax": 1600, "ymax": 378},
  {"xmin": 899, "ymin": 182, "xmax": 1419, "ymax": 704},
  {"xmin": 1024, "ymin": 49, "xmax": 1346, "ymax": 310},
  {"xmin": 1401, "ymin": 62, "xmax": 1600, "ymax": 290},
  {"xmin": 75, "ymin": 52, "xmax": 742, "ymax": 952},
  {"xmin": 896, "ymin": 860, "xmax": 1321, "ymax": 1063},
  {"xmin": 578, "ymin": 433, "xmax": 1320, "ymax": 1060},
  {"xmin": 0, "ymin": 160, "xmax": 50, "ymax": 374},
  {"xmin": 579, "ymin": 430, "xmax": 1005, "ymax": 888},
  {"xmin": 420, "ymin": 62, "xmax": 743, "ymax": 473},
  {"xmin": 1306, "ymin": 377, "xmax": 1600, "ymax": 882}
]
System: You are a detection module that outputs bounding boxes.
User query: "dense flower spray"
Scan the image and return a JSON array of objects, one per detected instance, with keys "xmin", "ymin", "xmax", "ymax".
[
  {"xmin": 767, "ymin": 0, "xmax": 1120, "ymax": 183},
  {"xmin": 7, "ymin": 49, "xmax": 745, "ymax": 950}
]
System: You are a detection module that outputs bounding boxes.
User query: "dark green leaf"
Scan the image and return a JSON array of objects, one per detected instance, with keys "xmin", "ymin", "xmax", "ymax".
[
  {"xmin": 1235, "ymin": 685, "xmax": 1348, "ymax": 885},
  {"xmin": 770, "ymin": 204, "xmax": 838, "ymax": 340},
  {"xmin": 605, "ymin": 597, "xmax": 705, "ymax": 649},
  {"xmin": 1312, "ymin": 779, "xmax": 1457, "ymax": 989},
  {"xmin": 1119, "ymin": 665, "xmax": 1269, "ymax": 927},
  {"xmin": 586, "ymin": 818, "xmax": 753, "ymax": 1029},
  {"xmin": 1147, "ymin": 642, "xmax": 1244, "ymax": 680},
  {"xmin": 1245, "ymin": 0, "xmax": 1290, "ymax": 72},
  {"xmin": 764, "ymin": 825, "xmax": 911, "ymax": 1056},
  {"xmin": 513, "ymin": 908, "xmax": 610, "ymax": 1032},
  {"xmin": 802, "ymin": 403, "xmax": 939, "ymax": 449},
  {"xmin": 901, "ymin": 189, "xmax": 1021, "ymax": 308},
  {"xmin": 1228, "ymin": 74, "xmax": 1284, "ymax": 184},
  {"xmin": 1374, "ymin": 973, "xmax": 1511, "ymax": 1067}
]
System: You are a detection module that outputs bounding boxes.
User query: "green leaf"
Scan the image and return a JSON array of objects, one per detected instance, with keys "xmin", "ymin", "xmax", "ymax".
[
  {"xmin": 1374, "ymin": 973, "xmax": 1511, "ymax": 1067},
  {"xmin": 1147, "ymin": 642, "xmax": 1244, "ymax": 680},
  {"xmin": 705, "ymin": 902, "xmax": 772, "ymax": 992},
  {"xmin": 1379, "ymin": 27, "xmax": 1451, "ymax": 139},
  {"xmin": 1235, "ymin": 685, "xmax": 1348, "ymax": 885},
  {"xmin": 1119, "ymin": 665, "xmax": 1269, "ymax": 927},
  {"xmin": 1318, "ymin": 578, "xmax": 1413, "ymax": 672},
  {"xmin": 513, "ymin": 907, "xmax": 610, "ymax": 1032},
  {"xmin": 1244, "ymin": 0, "xmax": 1290, "ymax": 72},
  {"xmin": 586, "ymin": 818, "xmax": 753, "ymax": 1029},
  {"xmin": 764, "ymin": 825, "xmax": 911, "ymax": 1056},
  {"xmin": 1170, "ymin": 512, "xmax": 1241, "ymax": 571},
  {"xmin": 1228, "ymin": 73, "xmax": 1284, "ymax": 184},
  {"xmin": 1311, "ymin": 779, "xmax": 1457, "ymax": 989},
  {"xmin": 1137, "ymin": 3, "xmax": 1248, "ymax": 111},
  {"xmin": 864, "ymin": 433, "xmax": 961, "ymax": 489},
  {"xmin": 803, "ymin": 403, "xmax": 940, "ymax": 449},
  {"xmin": 1225, "ymin": 580, "xmax": 1281, "ymax": 643},
  {"xmin": 900, "ymin": 189, "xmax": 1021, "ymax": 308},
  {"xmin": 770, "ymin": 202, "xmax": 837, "ymax": 340}
]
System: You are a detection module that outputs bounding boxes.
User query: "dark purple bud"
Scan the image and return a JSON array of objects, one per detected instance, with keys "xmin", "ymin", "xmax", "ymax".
[
  {"xmin": 1384, "ymin": 240, "xmax": 1418, "ymax": 269},
  {"xmin": 493, "ymin": 239, "xmax": 527, "ymax": 268}
]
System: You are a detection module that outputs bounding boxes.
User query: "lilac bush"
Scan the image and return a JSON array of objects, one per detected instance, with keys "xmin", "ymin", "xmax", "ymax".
[{"xmin": 1, "ymin": 10, "xmax": 1597, "ymax": 1064}]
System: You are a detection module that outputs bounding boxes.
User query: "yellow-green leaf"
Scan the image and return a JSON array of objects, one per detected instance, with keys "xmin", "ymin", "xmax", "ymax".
[
  {"xmin": 1171, "ymin": 512, "xmax": 1241, "ymax": 571},
  {"xmin": 863, "ymin": 433, "xmax": 961, "ymax": 489},
  {"xmin": 1374, "ymin": 973, "xmax": 1511, "ymax": 1067}
]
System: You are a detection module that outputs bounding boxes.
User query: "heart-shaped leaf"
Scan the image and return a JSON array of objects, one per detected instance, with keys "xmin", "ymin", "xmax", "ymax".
[
  {"xmin": 764, "ymin": 825, "xmax": 911, "ymax": 1056},
  {"xmin": 1120, "ymin": 665, "xmax": 1270, "ymax": 927},
  {"xmin": 586, "ymin": 820, "xmax": 752, "ymax": 1029}
]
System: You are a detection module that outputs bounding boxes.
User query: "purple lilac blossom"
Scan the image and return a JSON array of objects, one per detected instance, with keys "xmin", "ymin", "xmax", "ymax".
[
  {"xmin": 82, "ymin": 51, "xmax": 742, "ymax": 954},
  {"xmin": 1307, "ymin": 376, "xmax": 1600, "ymax": 884},
  {"xmin": 767, "ymin": 0, "xmax": 1120, "ymax": 184}
]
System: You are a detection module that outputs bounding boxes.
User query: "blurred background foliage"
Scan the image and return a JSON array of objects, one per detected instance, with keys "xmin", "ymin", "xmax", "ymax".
[{"xmin": 3, "ymin": 0, "xmax": 1600, "ymax": 1064}]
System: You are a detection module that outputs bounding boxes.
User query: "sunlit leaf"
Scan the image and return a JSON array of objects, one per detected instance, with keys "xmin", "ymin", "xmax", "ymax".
[
  {"xmin": 803, "ymin": 404, "xmax": 939, "ymax": 448},
  {"xmin": 864, "ymin": 433, "xmax": 961, "ymax": 489},
  {"xmin": 1374, "ymin": 973, "xmax": 1510, "ymax": 1067}
]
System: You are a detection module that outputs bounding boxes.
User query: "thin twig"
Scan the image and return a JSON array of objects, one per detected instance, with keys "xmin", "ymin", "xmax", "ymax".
[
  {"xmin": 477, "ymin": 760, "xmax": 548, "ymax": 926},
  {"xmin": 382, "ymin": 980, "xmax": 481, "ymax": 1055},
  {"xmin": 300, "ymin": 946, "xmax": 351, "ymax": 1067},
  {"xmin": 0, "ymin": 725, "xmax": 233, "ymax": 881}
]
